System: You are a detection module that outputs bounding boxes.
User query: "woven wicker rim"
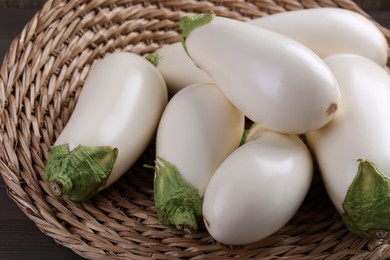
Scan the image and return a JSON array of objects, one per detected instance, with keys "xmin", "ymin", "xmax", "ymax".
[{"xmin": 1, "ymin": 0, "xmax": 390, "ymax": 259}]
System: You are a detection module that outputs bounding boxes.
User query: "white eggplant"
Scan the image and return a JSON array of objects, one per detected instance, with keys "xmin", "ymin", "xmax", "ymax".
[
  {"xmin": 248, "ymin": 8, "xmax": 388, "ymax": 66},
  {"xmin": 306, "ymin": 54, "xmax": 390, "ymax": 239},
  {"xmin": 153, "ymin": 82, "xmax": 244, "ymax": 232},
  {"xmin": 203, "ymin": 125, "xmax": 312, "ymax": 245},
  {"xmin": 146, "ymin": 42, "xmax": 212, "ymax": 94},
  {"xmin": 44, "ymin": 52, "xmax": 168, "ymax": 201},
  {"xmin": 180, "ymin": 12, "xmax": 340, "ymax": 134}
]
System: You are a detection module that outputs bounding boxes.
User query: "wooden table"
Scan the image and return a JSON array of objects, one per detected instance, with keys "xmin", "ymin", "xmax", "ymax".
[{"xmin": 1, "ymin": 2, "xmax": 389, "ymax": 260}]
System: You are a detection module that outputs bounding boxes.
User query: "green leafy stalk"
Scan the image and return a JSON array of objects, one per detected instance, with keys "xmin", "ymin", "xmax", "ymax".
[
  {"xmin": 179, "ymin": 11, "xmax": 216, "ymax": 58},
  {"xmin": 44, "ymin": 144, "xmax": 118, "ymax": 202},
  {"xmin": 342, "ymin": 159, "xmax": 390, "ymax": 239},
  {"xmin": 152, "ymin": 157, "xmax": 202, "ymax": 233}
]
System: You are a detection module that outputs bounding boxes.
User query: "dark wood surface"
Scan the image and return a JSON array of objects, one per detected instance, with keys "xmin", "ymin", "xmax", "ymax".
[{"xmin": 0, "ymin": 2, "xmax": 390, "ymax": 259}]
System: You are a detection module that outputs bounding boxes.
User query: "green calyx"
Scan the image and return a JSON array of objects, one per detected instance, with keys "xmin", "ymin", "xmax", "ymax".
[
  {"xmin": 179, "ymin": 11, "xmax": 216, "ymax": 40},
  {"xmin": 342, "ymin": 159, "xmax": 390, "ymax": 239},
  {"xmin": 240, "ymin": 122, "xmax": 258, "ymax": 145},
  {"xmin": 44, "ymin": 144, "xmax": 118, "ymax": 202},
  {"xmin": 179, "ymin": 11, "xmax": 216, "ymax": 59},
  {"xmin": 145, "ymin": 52, "xmax": 159, "ymax": 67},
  {"xmin": 152, "ymin": 157, "xmax": 202, "ymax": 233}
]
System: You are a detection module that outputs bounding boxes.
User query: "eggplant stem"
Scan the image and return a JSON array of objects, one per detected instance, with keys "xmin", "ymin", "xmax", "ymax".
[
  {"xmin": 49, "ymin": 180, "xmax": 63, "ymax": 197},
  {"xmin": 342, "ymin": 159, "xmax": 390, "ymax": 239},
  {"xmin": 153, "ymin": 157, "xmax": 203, "ymax": 232}
]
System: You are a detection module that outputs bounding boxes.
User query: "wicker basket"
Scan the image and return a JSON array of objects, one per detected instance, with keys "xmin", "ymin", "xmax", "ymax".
[{"xmin": 1, "ymin": 0, "xmax": 390, "ymax": 259}]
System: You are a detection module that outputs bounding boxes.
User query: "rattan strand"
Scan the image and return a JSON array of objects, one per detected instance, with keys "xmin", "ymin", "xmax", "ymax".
[{"xmin": 1, "ymin": 0, "xmax": 390, "ymax": 259}]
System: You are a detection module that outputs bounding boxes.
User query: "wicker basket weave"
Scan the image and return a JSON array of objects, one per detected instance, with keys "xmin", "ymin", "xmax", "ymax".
[{"xmin": 1, "ymin": 0, "xmax": 390, "ymax": 259}]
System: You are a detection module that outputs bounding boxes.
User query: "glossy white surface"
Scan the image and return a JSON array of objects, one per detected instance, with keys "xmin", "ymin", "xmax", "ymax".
[
  {"xmin": 154, "ymin": 42, "xmax": 212, "ymax": 94},
  {"xmin": 203, "ymin": 126, "xmax": 312, "ymax": 245},
  {"xmin": 55, "ymin": 52, "xmax": 168, "ymax": 189},
  {"xmin": 306, "ymin": 54, "xmax": 390, "ymax": 213},
  {"xmin": 248, "ymin": 8, "xmax": 389, "ymax": 66},
  {"xmin": 156, "ymin": 82, "xmax": 244, "ymax": 197},
  {"xmin": 185, "ymin": 16, "xmax": 340, "ymax": 134}
]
